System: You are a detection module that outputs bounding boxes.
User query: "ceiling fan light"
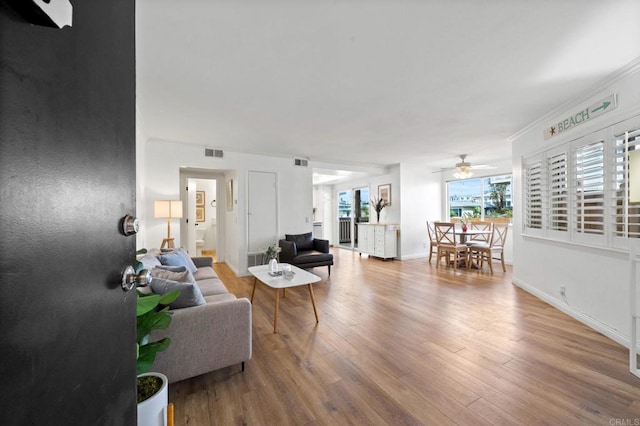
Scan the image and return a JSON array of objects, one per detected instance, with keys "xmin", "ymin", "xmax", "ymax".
[{"xmin": 454, "ymin": 166, "xmax": 473, "ymax": 179}]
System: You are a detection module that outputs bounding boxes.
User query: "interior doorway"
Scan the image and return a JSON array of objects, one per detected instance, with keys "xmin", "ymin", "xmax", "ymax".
[
  {"xmin": 179, "ymin": 169, "xmax": 225, "ymax": 263},
  {"xmin": 187, "ymin": 178, "xmax": 217, "ymax": 261},
  {"xmin": 337, "ymin": 187, "xmax": 369, "ymax": 249}
]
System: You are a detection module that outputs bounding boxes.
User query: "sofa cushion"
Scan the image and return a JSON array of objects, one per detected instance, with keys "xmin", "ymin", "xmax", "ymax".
[
  {"xmin": 204, "ymin": 293, "xmax": 237, "ymax": 304},
  {"xmin": 151, "ymin": 266, "xmax": 195, "ymax": 283},
  {"xmin": 294, "ymin": 251, "xmax": 333, "ymax": 264},
  {"xmin": 193, "ymin": 266, "xmax": 218, "ymax": 281},
  {"xmin": 286, "ymin": 232, "xmax": 314, "ymax": 251},
  {"xmin": 150, "ymin": 277, "xmax": 206, "ymax": 309},
  {"xmin": 198, "ymin": 277, "xmax": 229, "ymax": 297},
  {"xmin": 157, "ymin": 248, "xmax": 198, "ymax": 273}
]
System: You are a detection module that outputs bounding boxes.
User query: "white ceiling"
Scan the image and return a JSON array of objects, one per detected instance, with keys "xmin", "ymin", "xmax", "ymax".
[{"xmin": 136, "ymin": 0, "xmax": 640, "ymax": 173}]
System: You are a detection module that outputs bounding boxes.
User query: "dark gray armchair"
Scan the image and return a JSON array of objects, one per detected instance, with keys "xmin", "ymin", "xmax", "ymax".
[{"xmin": 278, "ymin": 232, "xmax": 333, "ymax": 275}]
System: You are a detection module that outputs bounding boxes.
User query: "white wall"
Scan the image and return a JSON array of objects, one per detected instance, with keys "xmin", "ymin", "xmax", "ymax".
[
  {"xmin": 398, "ymin": 161, "xmax": 442, "ymax": 260},
  {"xmin": 511, "ymin": 59, "xmax": 640, "ymax": 348},
  {"xmin": 142, "ymin": 138, "xmax": 313, "ymax": 275}
]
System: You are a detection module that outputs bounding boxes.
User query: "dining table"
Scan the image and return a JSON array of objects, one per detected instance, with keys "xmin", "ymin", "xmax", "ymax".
[{"xmin": 455, "ymin": 228, "xmax": 492, "ymax": 244}]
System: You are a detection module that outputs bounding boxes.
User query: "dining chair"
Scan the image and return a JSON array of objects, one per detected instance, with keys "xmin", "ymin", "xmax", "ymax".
[
  {"xmin": 467, "ymin": 221, "xmax": 493, "ymax": 246},
  {"xmin": 434, "ymin": 222, "xmax": 469, "ymax": 269},
  {"xmin": 426, "ymin": 221, "xmax": 438, "ymax": 263},
  {"xmin": 469, "ymin": 222, "xmax": 509, "ymax": 273}
]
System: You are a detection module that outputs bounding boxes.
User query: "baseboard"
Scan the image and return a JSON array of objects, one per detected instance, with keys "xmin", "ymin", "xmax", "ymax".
[
  {"xmin": 400, "ymin": 253, "xmax": 428, "ymax": 260},
  {"xmin": 512, "ymin": 277, "xmax": 633, "ymax": 350}
]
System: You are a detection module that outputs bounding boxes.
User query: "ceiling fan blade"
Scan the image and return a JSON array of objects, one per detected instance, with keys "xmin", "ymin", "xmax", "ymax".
[
  {"xmin": 469, "ymin": 164, "xmax": 495, "ymax": 170},
  {"xmin": 432, "ymin": 167, "xmax": 456, "ymax": 173}
]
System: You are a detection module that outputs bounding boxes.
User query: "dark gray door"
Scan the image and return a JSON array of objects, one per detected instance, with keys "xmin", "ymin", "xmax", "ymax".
[{"xmin": 0, "ymin": 2, "xmax": 137, "ymax": 424}]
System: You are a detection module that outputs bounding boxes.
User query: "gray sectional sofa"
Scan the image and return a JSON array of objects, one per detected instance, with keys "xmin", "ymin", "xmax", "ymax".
[{"xmin": 139, "ymin": 251, "xmax": 252, "ymax": 384}]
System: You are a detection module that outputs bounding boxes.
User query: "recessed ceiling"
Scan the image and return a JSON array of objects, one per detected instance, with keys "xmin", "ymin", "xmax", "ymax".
[{"xmin": 136, "ymin": 0, "xmax": 640, "ymax": 170}]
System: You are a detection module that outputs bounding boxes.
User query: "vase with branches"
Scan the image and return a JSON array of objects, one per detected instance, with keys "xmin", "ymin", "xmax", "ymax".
[{"xmin": 370, "ymin": 197, "xmax": 390, "ymax": 223}]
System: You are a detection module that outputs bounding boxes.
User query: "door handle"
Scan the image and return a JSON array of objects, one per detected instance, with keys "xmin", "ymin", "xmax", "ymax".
[{"xmin": 121, "ymin": 265, "xmax": 152, "ymax": 292}]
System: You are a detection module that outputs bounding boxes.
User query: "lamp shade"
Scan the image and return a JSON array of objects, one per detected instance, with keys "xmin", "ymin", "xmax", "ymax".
[{"xmin": 154, "ymin": 200, "xmax": 183, "ymax": 218}]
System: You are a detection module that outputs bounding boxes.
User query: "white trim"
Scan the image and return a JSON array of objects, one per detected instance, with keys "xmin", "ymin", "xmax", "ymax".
[{"xmin": 512, "ymin": 278, "xmax": 632, "ymax": 350}]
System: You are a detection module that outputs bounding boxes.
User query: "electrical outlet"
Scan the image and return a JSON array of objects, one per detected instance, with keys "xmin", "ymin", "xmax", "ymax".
[{"xmin": 560, "ymin": 285, "xmax": 566, "ymax": 296}]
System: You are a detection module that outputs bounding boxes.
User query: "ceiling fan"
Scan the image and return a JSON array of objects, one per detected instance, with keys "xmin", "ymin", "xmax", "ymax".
[{"xmin": 433, "ymin": 155, "xmax": 494, "ymax": 179}]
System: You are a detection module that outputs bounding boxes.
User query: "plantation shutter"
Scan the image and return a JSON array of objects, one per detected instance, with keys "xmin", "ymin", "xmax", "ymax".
[
  {"xmin": 525, "ymin": 160, "xmax": 543, "ymax": 230},
  {"xmin": 575, "ymin": 141, "xmax": 604, "ymax": 235},
  {"xmin": 547, "ymin": 152, "xmax": 568, "ymax": 232},
  {"xmin": 613, "ymin": 128, "xmax": 640, "ymax": 239}
]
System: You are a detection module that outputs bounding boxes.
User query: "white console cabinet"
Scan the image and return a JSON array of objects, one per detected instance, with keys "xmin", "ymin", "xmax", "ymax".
[{"xmin": 358, "ymin": 223, "xmax": 399, "ymax": 260}]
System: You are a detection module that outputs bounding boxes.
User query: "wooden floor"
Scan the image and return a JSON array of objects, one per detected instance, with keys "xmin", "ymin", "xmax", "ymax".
[{"xmin": 169, "ymin": 248, "xmax": 640, "ymax": 425}]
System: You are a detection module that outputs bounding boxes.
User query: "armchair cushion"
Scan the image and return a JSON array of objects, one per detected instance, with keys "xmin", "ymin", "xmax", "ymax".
[{"xmin": 285, "ymin": 232, "xmax": 314, "ymax": 251}]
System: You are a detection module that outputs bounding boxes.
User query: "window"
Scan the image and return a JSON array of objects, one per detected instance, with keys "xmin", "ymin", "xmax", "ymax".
[
  {"xmin": 575, "ymin": 141, "xmax": 604, "ymax": 235},
  {"xmin": 613, "ymin": 129, "xmax": 640, "ymax": 238},
  {"xmin": 338, "ymin": 191, "xmax": 351, "ymax": 218},
  {"xmin": 547, "ymin": 152, "xmax": 568, "ymax": 232},
  {"xmin": 524, "ymin": 161, "xmax": 543, "ymax": 229},
  {"xmin": 447, "ymin": 174, "xmax": 512, "ymax": 221},
  {"xmin": 522, "ymin": 115, "xmax": 640, "ymax": 250}
]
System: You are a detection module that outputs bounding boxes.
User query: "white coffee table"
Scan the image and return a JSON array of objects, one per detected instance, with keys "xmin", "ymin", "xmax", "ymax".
[{"xmin": 248, "ymin": 263, "xmax": 321, "ymax": 333}]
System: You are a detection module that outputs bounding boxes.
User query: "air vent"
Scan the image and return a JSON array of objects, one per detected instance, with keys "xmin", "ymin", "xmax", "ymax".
[
  {"xmin": 294, "ymin": 158, "xmax": 308, "ymax": 167},
  {"xmin": 205, "ymin": 149, "xmax": 223, "ymax": 158}
]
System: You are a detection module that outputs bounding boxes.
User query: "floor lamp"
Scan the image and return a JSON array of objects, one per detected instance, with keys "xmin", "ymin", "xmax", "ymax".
[{"xmin": 154, "ymin": 200, "xmax": 183, "ymax": 249}]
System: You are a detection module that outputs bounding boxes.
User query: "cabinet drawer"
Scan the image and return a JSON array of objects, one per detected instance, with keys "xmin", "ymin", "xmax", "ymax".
[{"xmin": 374, "ymin": 227, "xmax": 385, "ymax": 236}]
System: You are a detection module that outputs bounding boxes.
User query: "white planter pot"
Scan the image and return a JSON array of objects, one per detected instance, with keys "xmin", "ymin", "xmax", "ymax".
[{"xmin": 137, "ymin": 372, "xmax": 168, "ymax": 426}]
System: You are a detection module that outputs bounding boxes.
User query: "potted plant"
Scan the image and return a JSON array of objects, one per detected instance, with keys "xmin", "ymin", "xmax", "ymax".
[
  {"xmin": 135, "ymin": 251, "xmax": 180, "ymax": 426},
  {"xmin": 370, "ymin": 197, "xmax": 390, "ymax": 223}
]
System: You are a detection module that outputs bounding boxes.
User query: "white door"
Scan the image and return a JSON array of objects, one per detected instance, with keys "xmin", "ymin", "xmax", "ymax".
[{"xmin": 248, "ymin": 171, "xmax": 278, "ymax": 253}]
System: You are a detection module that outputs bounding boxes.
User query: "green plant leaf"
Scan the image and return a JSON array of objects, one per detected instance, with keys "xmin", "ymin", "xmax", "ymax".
[
  {"xmin": 137, "ymin": 338, "xmax": 171, "ymax": 375},
  {"xmin": 136, "ymin": 293, "xmax": 161, "ymax": 316}
]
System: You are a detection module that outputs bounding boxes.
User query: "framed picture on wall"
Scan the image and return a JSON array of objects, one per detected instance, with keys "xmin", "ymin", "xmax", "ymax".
[
  {"xmin": 226, "ymin": 179, "xmax": 233, "ymax": 211},
  {"xmin": 378, "ymin": 184, "xmax": 391, "ymax": 206},
  {"xmin": 196, "ymin": 206, "xmax": 205, "ymax": 222},
  {"xmin": 196, "ymin": 191, "xmax": 205, "ymax": 206}
]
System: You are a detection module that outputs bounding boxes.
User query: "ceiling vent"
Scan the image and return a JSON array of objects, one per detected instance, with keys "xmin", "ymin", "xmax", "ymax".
[
  {"xmin": 294, "ymin": 158, "xmax": 308, "ymax": 167},
  {"xmin": 205, "ymin": 148, "xmax": 223, "ymax": 158}
]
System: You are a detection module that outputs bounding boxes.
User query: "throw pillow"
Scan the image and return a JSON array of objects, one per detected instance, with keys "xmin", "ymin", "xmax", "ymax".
[
  {"xmin": 150, "ymin": 277, "xmax": 205, "ymax": 309},
  {"xmin": 151, "ymin": 266, "xmax": 196, "ymax": 284},
  {"xmin": 157, "ymin": 248, "xmax": 198, "ymax": 273},
  {"xmin": 139, "ymin": 254, "xmax": 162, "ymax": 271}
]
